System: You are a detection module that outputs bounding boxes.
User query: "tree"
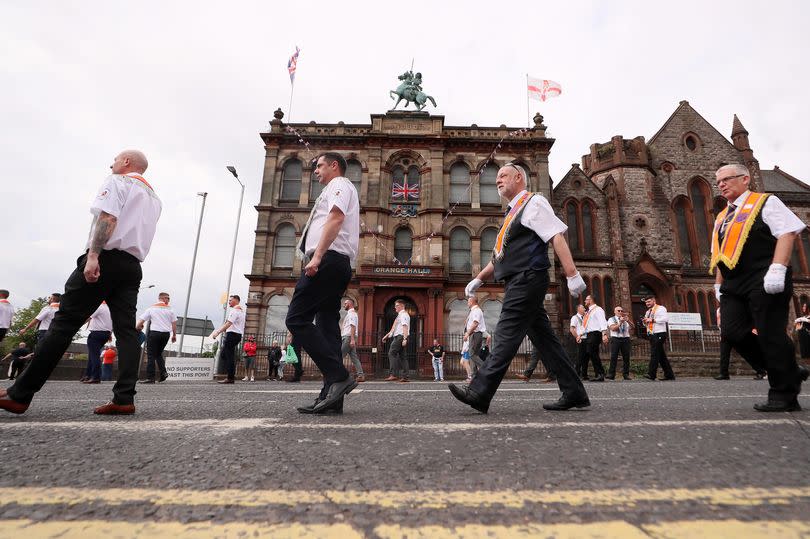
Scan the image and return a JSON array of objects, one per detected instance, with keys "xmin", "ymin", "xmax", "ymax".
[{"xmin": 0, "ymin": 297, "xmax": 47, "ymax": 356}]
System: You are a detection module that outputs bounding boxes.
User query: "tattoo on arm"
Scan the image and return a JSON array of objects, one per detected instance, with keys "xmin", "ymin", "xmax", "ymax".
[{"xmin": 90, "ymin": 213, "xmax": 118, "ymax": 254}]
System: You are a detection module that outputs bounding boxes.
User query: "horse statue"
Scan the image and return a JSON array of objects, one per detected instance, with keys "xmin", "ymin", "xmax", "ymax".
[{"xmin": 390, "ymin": 71, "xmax": 437, "ymax": 111}]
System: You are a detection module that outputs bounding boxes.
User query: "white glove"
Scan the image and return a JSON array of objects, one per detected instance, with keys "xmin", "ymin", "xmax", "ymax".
[
  {"xmin": 567, "ymin": 272, "xmax": 587, "ymax": 297},
  {"xmin": 763, "ymin": 263, "xmax": 787, "ymax": 294},
  {"xmin": 714, "ymin": 283, "xmax": 722, "ymax": 302},
  {"xmin": 465, "ymin": 278, "xmax": 483, "ymax": 297}
]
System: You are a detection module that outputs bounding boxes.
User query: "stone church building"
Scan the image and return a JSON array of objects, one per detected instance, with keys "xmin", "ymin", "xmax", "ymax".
[{"xmin": 244, "ymin": 101, "xmax": 810, "ymax": 372}]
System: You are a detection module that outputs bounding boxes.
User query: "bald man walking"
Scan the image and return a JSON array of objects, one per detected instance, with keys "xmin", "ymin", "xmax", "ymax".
[{"xmin": 0, "ymin": 150, "xmax": 162, "ymax": 416}]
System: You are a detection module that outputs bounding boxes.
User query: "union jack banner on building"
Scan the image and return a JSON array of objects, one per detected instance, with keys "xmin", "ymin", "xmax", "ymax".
[
  {"xmin": 391, "ymin": 178, "xmax": 420, "ymax": 200},
  {"xmin": 287, "ymin": 46, "xmax": 300, "ymax": 83}
]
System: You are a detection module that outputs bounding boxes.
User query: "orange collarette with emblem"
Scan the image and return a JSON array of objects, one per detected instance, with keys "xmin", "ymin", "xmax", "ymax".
[
  {"xmin": 493, "ymin": 192, "xmax": 533, "ymax": 261},
  {"xmin": 709, "ymin": 192, "xmax": 770, "ymax": 274}
]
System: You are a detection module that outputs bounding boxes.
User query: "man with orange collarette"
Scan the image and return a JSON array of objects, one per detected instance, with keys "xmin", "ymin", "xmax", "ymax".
[
  {"xmin": 136, "ymin": 292, "xmax": 177, "ymax": 384},
  {"xmin": 0, "ymin": 150, "xmax": 162, "ymax": 416},
  {"xmin": 210, "ymin": 295, "xmax": 246, "ymax": 384},
  {"xmin": 711, "ymin": 164, "xmax": 807, "ymax": 412},
  {"xmin": 19, "ymin": 293, "xmax": 61, "ymax": 344}
]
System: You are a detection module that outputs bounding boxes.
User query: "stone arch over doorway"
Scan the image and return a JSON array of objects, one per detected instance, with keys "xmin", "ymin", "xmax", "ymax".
[{"xmin": 629, "ymin": 277, "xmax": 670, "ymax": 336}]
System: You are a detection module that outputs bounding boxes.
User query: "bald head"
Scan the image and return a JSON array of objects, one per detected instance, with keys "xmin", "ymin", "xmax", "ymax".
[{"xmin": 111, "ymin": 150, "xmax": 148, "ymax": 175}]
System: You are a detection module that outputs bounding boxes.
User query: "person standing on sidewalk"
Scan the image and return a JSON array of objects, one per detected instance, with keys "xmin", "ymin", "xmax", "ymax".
[
  {"xmin": 136, "ymin": 292, "xmax": 177, "ymax": 384},
  {"xmin": 242, "ymin": 336, "xmax": 257, "ymax": 382},
  {"xmin": 82, "ymin": 301, "xmax": 113, "ymax": 384},
  {"xmin": 210, "ymin": 295, "xmax": 245, "ymax": 384},
  {"xmin": 341, "ymin": 299, "xmax": 364, "ymax": 382},
  {"xmin": 427, "ymin": 338, "xmax": 445, "ymax": 382},
  {"xmin": 19, "ymin": 293, "xmax": 61, "ymax": 344},
  {"xmin": 581, "ymin": 295, "xmax": 609, "ymax": 382},
  {"xmin": 383, "ymin": 300, "xmax": 410, "ymax": 382},
  {"xmin": 606, "ymin": 306, "xmax": 634, "ymax": 380}
]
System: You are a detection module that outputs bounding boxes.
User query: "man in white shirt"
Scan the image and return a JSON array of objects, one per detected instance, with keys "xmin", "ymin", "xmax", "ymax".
[
  {"xmin": 19, "ymin": 293, "xmax": 61, "ymax": 344},
  {"xmin": 464, "ymin": 296, "xmax": 487, "ymax": 373},
  {"xmin": 1, "ymin": 150, "xmax": 162, "ymax": 416},
  {"xmin": 607, "ymin": 305, "xmax": 634, "ymax": 380},
  {"xmin": 210, "ymin": 295, "xmax": 246, "ymax": 384},
  {"xmin": 452, "ymin": 163, "xmax": 589, "ymax": 413},
  {"xmin": 0, "ymin": 289, "xmax": 14, "ymax": 345},
  {"xmin": 568, "ymin": 304, "xmax": 588, "ymax": 380},
  {"xmin": 136, "ymin": 292, "xmax": 177, "ymax": 384},
  {"xmin": 340, "ymin": 299, "xmax": 364, "ymax": 382},
  {"xmin": 712, "ymin": 164, "xmax": 808, "ymax": 411},
  {"xmin": 286, "ymin": 153, "xmax": 360, "ymax": 414},
  {"xmin": 383, "ymin": 300, "xmax": 411, "ymax": 382},
  {"xmin": 582, "ymin": 295, "xmax": 609, "ymax": 382},
  {"xmin": 82, "ymin": 301, "xmax": 113, "ymax": 384},
  {"xmin": 642, "ymin": 295, "xmax": 674, "ymax": 381}
]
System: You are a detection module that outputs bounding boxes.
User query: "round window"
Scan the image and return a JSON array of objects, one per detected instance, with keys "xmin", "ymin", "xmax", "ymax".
[{"xmin": 685, "ymin": 136, "xmax": 697, "ymax": 151}]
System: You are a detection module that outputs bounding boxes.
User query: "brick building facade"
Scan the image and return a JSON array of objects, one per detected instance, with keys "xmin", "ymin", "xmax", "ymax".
[{"xmin": 244, "ymin": 102, "xmax": 810, "ymax": 374}]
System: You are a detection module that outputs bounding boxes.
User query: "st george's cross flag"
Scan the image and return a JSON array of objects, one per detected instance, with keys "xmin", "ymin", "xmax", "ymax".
[
  {"xmin": 527, "ymin": 77, "xmax": 562, "ymax": 102},
  {"xmin": 288, "ymin": 46, "xmax": 300, "ymax": 83}
]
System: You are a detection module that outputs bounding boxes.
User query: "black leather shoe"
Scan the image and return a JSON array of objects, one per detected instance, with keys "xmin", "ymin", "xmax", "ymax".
[
  {"xmin": 753, "ymin": 400, "xmax": 801, "ymax": 412},
  {"xmin": 297, "ymin": 397, "xmax": 344, "ymax": 414},
  {"xmin": 641, "ymin": 375, "xmax": 657, "ymax": 381},
  {"xmin": 313, "ymin": 377, "xmax": 358, "ymax": 412},
  {"xmin": 590, "ymin": 375, "xmax": 605, "ymax": 382},
  {"xmin": 714, "ymin": 374, "xmax": 730, "ymax": 380},
  {"xmin": 623, "ymin": 375, "xmax": 631, "ymax": 380},
  {"xmin": 158, "ymin": 374, "xmax": 168, "ymax": 382},
  {"xmin": 140, "ymin": 379, "xmax": 155, "ymax": 384},
  {"xmin": 605, "ymin": 375, "xmax": 615, "ymax": 380},
  {"xmin": 448, "ymin": 384, "xmax": 489, "ymax": 414},
  {"xmin": 543, "ymin": 394, "xmax": 591, "ymax": 411}
]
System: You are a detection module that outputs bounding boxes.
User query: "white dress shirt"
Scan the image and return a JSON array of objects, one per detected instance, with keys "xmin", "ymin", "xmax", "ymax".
[
  {"xmin": 138, "ymin": 303, "xmax": 177, "ymax": 333},
  {"xmin": 0, "ymin": 300, "xmax": 13, "ymax": 329},
  {"xmin": 88, "ymin": 302, "xmax": 113, "ymax": 332},
  {"xmin": 507, "ymin": 190, "xmax": 568, "ymax": 242},
  {"xmin": 302, "ymin": 177, "xmax": 360, "ymax": 262},
  {"xmin": 608, "ymin": 316, "xmax": 631, "ymax": 338},
  {"xmin": 583, "ymin": 305, "xmax": 608, "ymax": 333},
  {"xmin": 88, "ymin": 173, "xmax": 163, "ymax": 262},
  {"xmin": 36, "ymin": 303, "xmax": 59, "ymax": 331},
  {"xmin": 646, "ymin": 304, "xmax": 668, "ymax": 334},
  {"xmin": 392, "ymin": 310, "xmax": 410, "ymax": 337},
  {"xmin": 570, "ymin": 313, "xmax": 585, "ymax": 337},
  {"xmin": 341, "ymin": 308, "xmax": 359, "ymax": 338},
  {"xmin": 465, "ymin": 305, "xmax": 486, "ymax": 333},
  {"xmin": 226, "ymin": 306, "xmax": 246, "ymax": 334}
]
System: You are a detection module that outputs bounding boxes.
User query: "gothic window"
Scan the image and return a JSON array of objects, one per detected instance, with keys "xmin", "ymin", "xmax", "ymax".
[
  {"xmin": 391, "ymin": 164, "xmax": 420, "ymax": 202},
  {"xmin": 346, "ymin": 160, "xmax": 362, "ymax": 197},
  {"xmin": 272, "ymin": 224, "xmax": 297, "ymax": 268},
  {"xmin": 582, "ymin": 201, "xmax": 595, "ymax": 251},
  {"xmin": 480, "ymin": 228, "xmax": 498, "ymax": 268},
  {"xmin": 689, "ymin": 179, "xmax": 713, "ymax": 266},
  {"xmin": 280, "ymin": 159, "xmax": 302, "ymax": 201},
  {"xmin": 591, "ymin": 276, "xmax": 602, "ymax": 304},
  {"xmin": 673, "ymin": 198, "xmax": 693, "ymax": 265},
  {"xmin": 687, "ymin": 291, "xmax": 698, "ymax": 314},
  {"xmin": 565, "ymin": 201, "xmax": 580, "ymax": 252},
  {"xmin": 309, "ymin": 170, "xmax": 323, "ymax": 201},
  {"xmin": 449, "ymin": 228, "xmax": 472, "ymax": 273},
  {"xmin": 264, "ymin": 295, "xmax": 291, "ymax": 336},
  {"xmin": 603, "ymin": 277, "xmax": 614, "ymax": 313},
  {"xmin": 450, "ymin": 163, "xmax": 471, "ymax": 204},
  {"xmin": 394, "ymin": 227, "xmax": 412, "ymax": 264},
  {"xmin": 697, "ymin": 291, "xmax": 708, "ymax": 326},
  {"xmin": 479, "ymin": 163, "xmax": 500, "ymax": 204}
]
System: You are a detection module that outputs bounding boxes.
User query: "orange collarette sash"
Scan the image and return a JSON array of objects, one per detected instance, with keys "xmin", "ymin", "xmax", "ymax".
[
  {"xmin": 127, "ymin": 173, "xmax": 155, "ymax": 192},
  {"xmin": 709, "ymin": 192, "xmax": 770, "ymax": 273},
  {"xmin": 582, "ymin": 308, "xmax": 593, "ymax": 330},
  {"xmin": 152, "ymin": 302, "xmax": 169, "ymax": 308},
  {"xmin": 493, "ymin": 192, "xmax": 533, "ymax": 261},
  {"xmin": 0, "ymin": 299, "xmax": 9, "ymax": 304},
  {"xmin": 646, "ymin": 305, "xmax": 657, "ymax": 334}
]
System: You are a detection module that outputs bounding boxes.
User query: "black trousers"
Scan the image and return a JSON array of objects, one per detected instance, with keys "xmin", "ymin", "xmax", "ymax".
[
  {"xmin": 286, "ymin": 250, "xmax": 352, "ymax": 387},
  {"xmin": 86, "ymin": 330, "xmax": 111, "ymax": 381},
  {"xmin": 0, "ymin": 328, "xmax": 6, "ymax": 343},
  {"xmin": 8, "ymin": 250, "xmax": 141, "ymax": 405},
  {"xmin": 291, "ymin": 341, "xmax": 303, "ymax": 380},
  {"xmin": 10, "ymin": 359, "xmax": 27, "ymax": 379},
  {"xmin": 221, "ymin": 332, "xmax": 242, "ymax": 381},
  {"xmin": 468, "ymin": 331, "xmax": 484, "ymax": 373},
  {"xmin": 584, "ymin": 331, "xmax": 605, "ymax": 376},
  {"xmin": 388, "ymin": 335, "xmax": 407, "ymax": 377},
  {"xmin": 469, "ymin": 270, "xmax": 586, "ymax": 402},
  {"xmin": 524, "ymin": 348, "xmax": 558, "ymax": 379},
  {"xmin": 721, "ymin": 279, "xmax": 800, "ymax": 403},
  {"xmin": 576, "ymin": 341, "xmax": 588, "ymax": 378},
  {"xmin": 146, "ymin": 330, "xmax": 170, "ymax": 380},
  {"xmin": 647, "ymin": 332, "xmax": 675, "ymax": 379},
  {"xmin": 608, "ymin": 337, "xmax": 631, "ymax": 378}
]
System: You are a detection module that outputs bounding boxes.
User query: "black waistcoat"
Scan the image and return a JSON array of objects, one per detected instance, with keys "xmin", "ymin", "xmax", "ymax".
[
  {"xmin": 718, "ymin": 211, "xmax": 777, "ymax": 293},
  {"xmin": 493, "ymin": 215, "xmax": 550, "ymax": 282}
]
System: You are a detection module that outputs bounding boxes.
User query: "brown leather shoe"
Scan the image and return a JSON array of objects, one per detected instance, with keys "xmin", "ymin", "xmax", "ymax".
[
  {"xmin": 0, "ymin": 390, "xmax": 29, "ymax": 415},
  {"xmin": 356, "ymin": 374, "xmax": 366, "ymax": 382},
  {"xmin": 383, "ymin": 375, "xmax": 398, "ymax": 381},
  {"xmin": 516, "ymin": 373, "xmax": 530, "ymax": 381},
  {"xmin": 399, "ymin": 378, "xmax": 410, "ymax": 383},
  {"xmin": 93, "ymin": 401, "xmax": 135, "ymax": 415}
]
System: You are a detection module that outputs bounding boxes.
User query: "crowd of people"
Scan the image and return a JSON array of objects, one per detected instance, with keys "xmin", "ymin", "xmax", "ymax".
[{"xmin": 0, "ymin": 152, "xmax": 807, "ymax": 416}]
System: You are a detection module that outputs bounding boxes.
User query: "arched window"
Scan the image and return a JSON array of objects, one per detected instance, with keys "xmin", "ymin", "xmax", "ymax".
[
  {"xmin": 407, "ymin": 165, "xmax": 421, "ymax": 198},
  {"xmin": 603, "ymin": 277, "xmax": 614, "ymax": 313},
  {"xmin": 394, "ymin": 227, "xmax": 412, "ymax": 264},
  {"xmin": 479, "ymin": 163, "xmax": 500, "ymax": 204},
  {"xmin": 709, "ymin": 293, "xmax": 718, "ymax": 326},
  {"xmin": 346, "ymin": 160, "xmax": 362, "ymax": 196},
  {"xmin": 565, "ymin": 201, "xmax": 580, "ymax": 252},
  {"xmin": 687, "ymin": 291, "xmax": 698, "ymax": 314},
  {"xmin": 450, "ymin": 163, "xmax": 471, "ymax": 204},
  {"xmin": 272, "ymin": 224, "xmax": 297, "ymax": 268},
  {"xmin": 264, "ymin": 295, "xmax": 291, "ymax": 336},
  {"xmin": 309, "ymin": 170, "xmax": 323, "ymax": 201},
  {"xmin": 791, "ymin": 242, "xmax": 803, "ymax": 274},
  {"xmin": 449, "ymin": 228, "xmax": 472, "ymax": 273},
  {"xmin": 447, "ymin": 299, "xmax": 469, "ymax": 337},
  {"xmin": 689, "ymin": 179, "xmax": 712, "ymax": 266},
  {"xmin": 697, "ymin": 291, "xmax": 708, "ymax": 326},
  {"xmin": 559, "ymin": 272, "xmax": 572, "ymax": 318},
  {"xmin": 480, "ymin": 228, "xmax": 498, "ymax": 268},
  {"xmin": 673, "ymin": 199, "xmax": 692, "ymax": 264},
  {"xmin": 591, "ymin": 276, "xmax": 602, "ymax": 304},
  {"xmin": 582, "ymin": 201, "xmax": 595, "ymax": 251},
  {"xmin": 280, "ymin": 159, "xmax": 302, "ymax": 201}
]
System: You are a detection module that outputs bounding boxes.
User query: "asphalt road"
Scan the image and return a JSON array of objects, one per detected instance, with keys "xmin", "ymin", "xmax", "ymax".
[{"xmin": 0, "ymin": 376, "xmax": 808, "ymax": 538}]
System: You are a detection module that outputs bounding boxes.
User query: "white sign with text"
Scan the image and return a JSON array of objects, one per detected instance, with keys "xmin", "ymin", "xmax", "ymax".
[
  {"xmin": 667, "ymin": 312, "xmax": 703, "ymax": 331},
  {"xmin": 165, "ymin": 357, "xmax": 216, "ymax": 380}
]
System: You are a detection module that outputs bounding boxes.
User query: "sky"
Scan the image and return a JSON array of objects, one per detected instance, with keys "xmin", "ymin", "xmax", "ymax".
[{"xmin": 2, "ymin": 0, "xmax": 808, "ymax": 333}]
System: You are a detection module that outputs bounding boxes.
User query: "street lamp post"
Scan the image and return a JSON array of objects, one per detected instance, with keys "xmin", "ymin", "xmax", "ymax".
[
  {"xmin": 215, "ymin": 166, "xmax": 245, "ymax": 374},
  {"xmin": 178, "ymin": 192, "xmax": 208, "ymax": 357}
]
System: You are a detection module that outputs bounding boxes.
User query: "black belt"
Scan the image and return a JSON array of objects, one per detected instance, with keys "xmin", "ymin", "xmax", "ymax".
[
  {"xmin": 611, "ymin": 336, "xmax": 630, "ymax": 339},
  {"xmin": 302, "ymin": 249, "xmax": 350, "ymax": 265}
]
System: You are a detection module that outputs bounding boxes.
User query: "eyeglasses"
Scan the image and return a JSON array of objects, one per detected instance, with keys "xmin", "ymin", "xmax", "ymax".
[{"xmin": 716, "ymin": 174, "xmax": 745, "ymax": 186}]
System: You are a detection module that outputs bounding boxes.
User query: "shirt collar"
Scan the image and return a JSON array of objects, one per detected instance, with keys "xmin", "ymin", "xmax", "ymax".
[
  {"xmin": 507, "ymin": 190, "xmax": 528, "ymax": 209},
  {"xmin": 731, "ymin": 190, "xmax": 750, "ymax": 208}
]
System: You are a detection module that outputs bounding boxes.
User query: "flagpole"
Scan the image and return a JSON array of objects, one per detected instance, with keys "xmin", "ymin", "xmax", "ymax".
[
  {"xmin": 526, "ymin": 73, "xmax": 530, "ymax": 128},
  {"xmin": 288, "ymin": 77, "xmax": 295, "ymax": 123}
]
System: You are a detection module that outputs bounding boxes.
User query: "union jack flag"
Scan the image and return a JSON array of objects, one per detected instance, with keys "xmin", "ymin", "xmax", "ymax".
[
  {"xmin": 287, "ymin": 46, "xmax": 300, "ymax": 83},
  {"xmin": 392, "ymin": 178, "xmax": 420, "ymax": 200}
]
